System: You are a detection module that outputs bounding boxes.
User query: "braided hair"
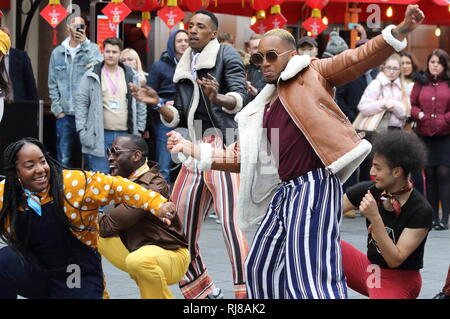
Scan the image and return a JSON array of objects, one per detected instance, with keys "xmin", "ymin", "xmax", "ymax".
[{"xmin": 0, "ymin": 138, "xmax": 78, "ymax": 264}]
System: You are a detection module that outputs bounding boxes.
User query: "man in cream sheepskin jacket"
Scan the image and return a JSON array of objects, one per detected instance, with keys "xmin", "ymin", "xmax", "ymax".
[{"xmin": 138, "ymin": 5, "xmax": 425, "ymax": 300}]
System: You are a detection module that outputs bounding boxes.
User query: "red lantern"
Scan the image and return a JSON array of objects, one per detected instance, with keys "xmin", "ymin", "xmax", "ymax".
[
  {"xmin": 102, "ymin": 0, "xmax": 132, "ymax": 25},
  {"xmin": 250, "ymin": 9, "xmax": 268, "ymax": 35},
  {"xmin": 141, "ymin": 12, "xmax": 151, "ymax": 38},
  {"xmin": 124, "ymin": 0, "xmax": 161, "ymax": 11},
  {"xmin": 252, "ymin": 0, "xmax": 272, "ymax": 11},
  {"xmin": 157, "ymin": 0, "xmax": 185, "ymax": 29},
  {"xmin": 305, "ymin": 0, "xmax": 329, "ymax": 10},
  {"xmin": 181, "ymin": 0, "xmax": 211, "ymax": 12},
  {"xmin": 265, "ymin": 4, "xmax": 287, "ymax": 31},
  {"xmin": 40, "ymin": 0, "xmax": 69, "ymax": 45},
  {"xmin": 302, "ymin": 16, "xmax": 327, "ymax": 38}
]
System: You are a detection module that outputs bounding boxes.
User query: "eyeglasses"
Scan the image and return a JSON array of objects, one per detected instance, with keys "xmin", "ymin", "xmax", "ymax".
[
  {"xmin": 107, "ymin": 146, "xmax": 139, "ymax": 156},
  {"xmin": 250, "ymin": 49, "xmax": 294, "ymax": 66},
  {"xmin": 384, "ymin": 66, "xmax": 400, "ymax": 72}
]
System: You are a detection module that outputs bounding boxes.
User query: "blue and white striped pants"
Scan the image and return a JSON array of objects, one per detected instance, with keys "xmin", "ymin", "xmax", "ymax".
[{"xmin": 246, "ymin": 168, "xmax": 348, "ymax": 299}]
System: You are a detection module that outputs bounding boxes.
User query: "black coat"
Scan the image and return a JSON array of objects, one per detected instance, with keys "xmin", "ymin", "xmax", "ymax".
[
  {"xmin": 173, "ymin": 43, "xmax": 250, "ymax": 146},
  {"xmin": 8, "ymin": 48, "xmax": 38, "ymax": 101}
]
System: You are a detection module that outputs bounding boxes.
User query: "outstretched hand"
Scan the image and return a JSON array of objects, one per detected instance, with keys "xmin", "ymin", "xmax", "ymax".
[
  {"xmin": 399, "ymin": 5, "xmax": 425, "ymax": 34},
  {"xmin": 128, "ymin": 83, "xmax": 159, "ymax": 105},
  {"xmin": 166, "ymin": 130, "xmax": 185, "ymax": 154}
]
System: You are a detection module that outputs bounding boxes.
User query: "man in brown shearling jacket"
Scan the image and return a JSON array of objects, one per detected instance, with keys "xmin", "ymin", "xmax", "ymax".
[
  {"xmin": 162, "ymin": 5, "xmax": 426, "ymax": 299},
  {"xmin": 97, "ymin": 134, "xmax": 189, "ymax": 299}
]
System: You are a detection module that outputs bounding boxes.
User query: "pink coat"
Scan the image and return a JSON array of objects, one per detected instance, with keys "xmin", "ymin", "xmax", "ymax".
[{"xmin": 357, "ymin": 72, "xmax": 407, "ymax": 128}]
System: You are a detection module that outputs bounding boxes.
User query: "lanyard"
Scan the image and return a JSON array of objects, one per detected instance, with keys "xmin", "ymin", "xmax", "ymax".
[{"xmin": 103, "ymin": 67, "xmax": 120, "ymax": 96}]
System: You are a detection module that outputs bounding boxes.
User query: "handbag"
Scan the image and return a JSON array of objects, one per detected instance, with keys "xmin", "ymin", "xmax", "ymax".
[
  {"xmin": 352, "ymin": 79, "xmax": 390, "ymax": 133},
  {"xmin": 402, "ymin": 82, "xmax": 419, "ymax": 133}
]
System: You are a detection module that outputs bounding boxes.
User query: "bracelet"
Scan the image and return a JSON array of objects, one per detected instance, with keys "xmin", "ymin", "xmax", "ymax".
[{"xmin": 152, "ymin": 98, "xmax": 165, "ymax": 111}]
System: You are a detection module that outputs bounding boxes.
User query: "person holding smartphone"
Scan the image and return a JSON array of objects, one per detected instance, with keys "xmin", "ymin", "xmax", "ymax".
[
  {"xmin": 48, "ymin": 15, "xmax": 103, "ymax": 168},
  {"xmin": 342, "ymin": 130, "xmax": 432, "ymax": 299}
]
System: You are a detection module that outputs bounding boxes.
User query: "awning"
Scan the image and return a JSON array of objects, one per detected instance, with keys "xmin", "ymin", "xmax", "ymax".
[{"xmin": 194, "ymin": 0, "xmax": 449, "ymax": 25}]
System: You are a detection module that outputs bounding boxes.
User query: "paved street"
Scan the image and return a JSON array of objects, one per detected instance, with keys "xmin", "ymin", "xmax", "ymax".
[
  {"xmin": 103, "ymin": 214, "xmax": 450, "ymax": 299},
  {"xmin": 1, "ymin": 212, "xmax": 448, "ymax": 299}
]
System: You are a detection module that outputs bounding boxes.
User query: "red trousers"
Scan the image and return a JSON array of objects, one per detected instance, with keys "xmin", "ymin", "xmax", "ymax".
[
  {"xmin": 341, "ymin": 240, "xmax": 422, "ymax": 299},
  {"xmin": 444, "ymin": 266, "xmax": 450, "ymax": 295}
]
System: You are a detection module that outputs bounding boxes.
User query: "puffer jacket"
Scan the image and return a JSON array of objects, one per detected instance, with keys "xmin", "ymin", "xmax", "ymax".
[
  {"xmin": 75, "ymin": 62, "xmax": 147, "ymax": 157},
  {"xmin": 357, "ymin": 71, "xmax": 408, "ymax": 128},
  {"xmin": 160, "ymin": 39, "xmax": 250, "ymax": 146},
  {"xmin": 410, "ymin": 71, "xmax": 450, "ymax": 136}
]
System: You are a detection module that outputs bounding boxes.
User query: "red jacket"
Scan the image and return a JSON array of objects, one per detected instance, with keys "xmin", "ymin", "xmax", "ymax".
[{"xmin": 410, "ymin": 73, "xmax": 450, "ymax": 136}]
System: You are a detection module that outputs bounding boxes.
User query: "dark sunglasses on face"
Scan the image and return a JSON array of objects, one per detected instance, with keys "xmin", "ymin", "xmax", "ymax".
[
  {"xmin": 250, "ymin": 49, "xmax": 294, "ymax": 66},
  {"xmin": 107, "ymin": 146, "xmax": 138, "ymax": 156}
]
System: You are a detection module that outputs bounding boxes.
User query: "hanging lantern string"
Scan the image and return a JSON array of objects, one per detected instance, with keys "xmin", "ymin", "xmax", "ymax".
[{"xmin": 53, "ymin": 29, "xmax": 57, "ymax": 45}]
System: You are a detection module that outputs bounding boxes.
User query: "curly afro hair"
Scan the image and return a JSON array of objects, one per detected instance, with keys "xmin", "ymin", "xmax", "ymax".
[{"xmin": 371, "ymin": 130, "xmax": 427, "ymax": 177}]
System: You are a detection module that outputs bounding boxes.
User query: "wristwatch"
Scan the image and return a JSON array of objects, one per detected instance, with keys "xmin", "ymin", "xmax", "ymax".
[{"xmin": 152, "ymin": 98, "xmax": 165, "ymax": 111}]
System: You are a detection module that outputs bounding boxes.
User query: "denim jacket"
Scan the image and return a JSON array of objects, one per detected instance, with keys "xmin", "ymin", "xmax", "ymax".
[{"xmin": 48, "ymin": 38, "xmax": 103, "ymax": 116}]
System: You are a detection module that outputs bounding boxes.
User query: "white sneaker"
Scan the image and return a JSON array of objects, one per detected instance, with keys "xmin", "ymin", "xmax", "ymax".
[{"xmin": 206, "ymin": 288, "xmax": 224, "ymax": 299}]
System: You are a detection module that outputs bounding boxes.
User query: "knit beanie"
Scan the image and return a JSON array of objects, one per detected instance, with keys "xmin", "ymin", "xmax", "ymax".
[
  {"xmin": 325, "ymin": 31, "xmax": 349, "ymax": 56},
  {"xmin": 0, "ymin": 29, "xmax": 11, "ymax": 55}
]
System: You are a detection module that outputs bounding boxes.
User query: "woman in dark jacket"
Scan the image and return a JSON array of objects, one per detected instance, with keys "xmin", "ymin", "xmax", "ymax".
[
  {"xmin": 146, "ymin": 29, "xmax": 188, "ymax": 184},
  {"xmin": 410, "ymin": 49, "xmax": 450, "ymax": 230}
]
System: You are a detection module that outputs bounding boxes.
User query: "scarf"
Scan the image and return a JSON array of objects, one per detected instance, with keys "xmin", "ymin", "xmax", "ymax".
[
  {"xmin": 380, "ymin": 180, "xmax": 413, "ymax": 216},
  {"xmin": 128, "ymin": 161, "xmax": 150, "ymax": 182},
  {"xmin": 23, "ymin": 188, "xmax": 42, "ymax": 216}
]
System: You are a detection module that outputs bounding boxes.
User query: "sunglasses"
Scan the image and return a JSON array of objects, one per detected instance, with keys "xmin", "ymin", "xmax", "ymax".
[
  {"xmin": 107, "ymin": 146, "xmax": 139, "ymax": 156},
  {"xmin": 250, "ymin": 49, "xmax": 294, "ymax": 66}
]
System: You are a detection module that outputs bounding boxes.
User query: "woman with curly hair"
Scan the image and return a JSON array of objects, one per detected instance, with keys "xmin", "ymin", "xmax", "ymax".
[
  {"xmin": 0, "ymin": 138, "xmax": 174, "ymax": 298},
  {"xmin": 342, "ymin": 130, "xmax": 433, "ymax": 299}
]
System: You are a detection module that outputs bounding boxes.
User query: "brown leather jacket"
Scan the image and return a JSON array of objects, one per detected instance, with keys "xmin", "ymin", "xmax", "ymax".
[
  {"xmin": 188, "ymin": 27, "xmax": 407, "ymax": 229},
  {"xmin": 208, "ymin": 32, "xmax": 398, "ymax": 173},
  {"xmin": 99, "ymin": 162, "xmax": 188, "ymax": 251}
]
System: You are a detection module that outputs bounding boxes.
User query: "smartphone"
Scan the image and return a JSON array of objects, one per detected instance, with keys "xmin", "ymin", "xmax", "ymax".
[{"xmin": 74, "ymin": 24, "xmax": 85, "ymax": 33}]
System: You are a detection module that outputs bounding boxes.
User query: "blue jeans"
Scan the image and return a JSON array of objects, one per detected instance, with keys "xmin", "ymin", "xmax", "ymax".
[
  {"xmin": 83, "ymin": 130, "xmax": 127, "ymax": 174},
  {"xmin": 55, "ymin": 115, "xmax": 80, "ymax": 167},
  {"xmin": 155, "ymin": 122, "xmax": 174, "ymax": 183}
]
